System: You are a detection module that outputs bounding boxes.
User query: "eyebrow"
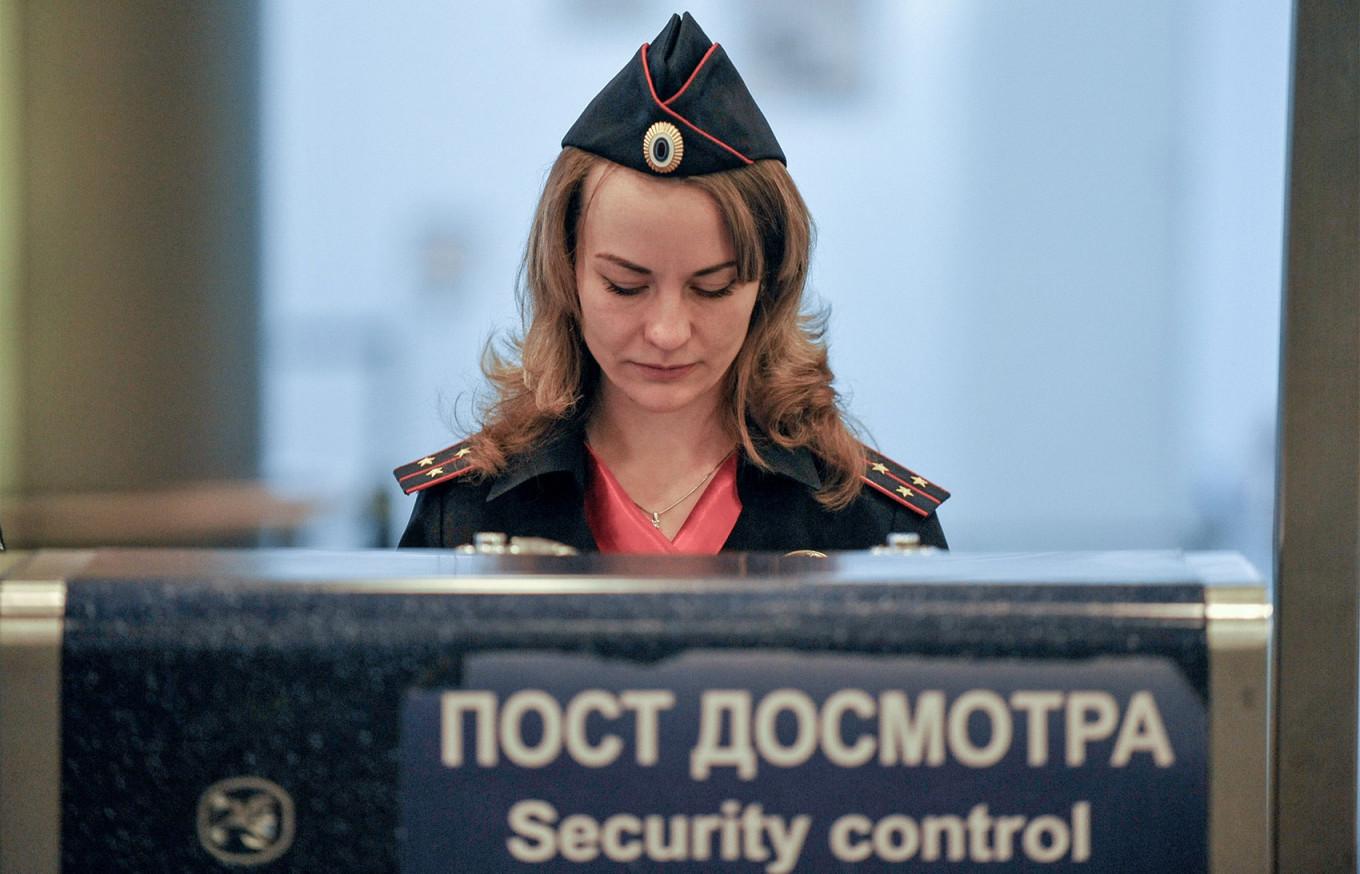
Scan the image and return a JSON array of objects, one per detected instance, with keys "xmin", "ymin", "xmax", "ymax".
[{"xmin": 595, "ymin": 253, "xmax": 739, "ymax": 278}]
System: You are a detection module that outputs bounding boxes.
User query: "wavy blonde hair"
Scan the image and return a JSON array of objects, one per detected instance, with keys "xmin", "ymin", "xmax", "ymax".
[{"xmin": 468, "ymin": 146, "xmax": 865, "ymax": 508}]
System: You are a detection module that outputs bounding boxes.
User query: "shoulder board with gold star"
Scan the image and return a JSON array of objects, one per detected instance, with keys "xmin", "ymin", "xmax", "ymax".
[
  {"xmin": 861, "ymin": 447, "xmax": 950, "ymax": 517},
  {"xmin": 393, "ymin": 439, "xmax": 477, "ymax": 495}
]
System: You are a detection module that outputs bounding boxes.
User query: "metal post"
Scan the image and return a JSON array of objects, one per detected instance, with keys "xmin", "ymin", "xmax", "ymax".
[{"xmin": 1273, "ymin": 0, "xmax": 1360, "ymax": 869}]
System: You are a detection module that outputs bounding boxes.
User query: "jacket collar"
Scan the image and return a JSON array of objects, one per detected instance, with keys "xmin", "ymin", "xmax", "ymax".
[
  {"xmin": 484, "ymin": 423, "xmax": 823, "ymax": 501},
  {"xmin": 749, "ymin": 439, "xmax": 822, "ymax": 490},
  {"xmin": 485, "ymin": 424, "xmax": 588, "ymax": 502}
]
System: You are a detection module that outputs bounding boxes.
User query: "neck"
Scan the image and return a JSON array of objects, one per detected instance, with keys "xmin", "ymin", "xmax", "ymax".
[
  {"xmin": 587, "ymin": 391, "xmax": 731, "ymax": 467},
  {"xmin": 585, "ymin": 389, "xmax": 736, "ymax": 526}
]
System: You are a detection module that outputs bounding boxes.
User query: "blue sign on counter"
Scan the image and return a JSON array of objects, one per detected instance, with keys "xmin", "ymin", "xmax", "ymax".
[{"xmin": 400, "ymin": 651, "xmax": 1206, "ymax": 872}]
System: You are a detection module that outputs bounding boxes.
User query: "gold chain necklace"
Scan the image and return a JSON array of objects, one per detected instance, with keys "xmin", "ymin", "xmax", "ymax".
[{"xmin": 633, "ymin": 451, "xmax": 732, "ymax": 529}]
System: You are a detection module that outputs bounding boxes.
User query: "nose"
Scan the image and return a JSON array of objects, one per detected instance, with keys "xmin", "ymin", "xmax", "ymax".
[{"xmin": 643, "ymin": 288, "xmax": 692, "ymax": 352}]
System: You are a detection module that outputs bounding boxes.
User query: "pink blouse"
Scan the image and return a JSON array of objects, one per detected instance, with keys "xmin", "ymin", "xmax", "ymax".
[{"xmin": 584, "ymin": 446, "xmax": 741, "ymax": 554}]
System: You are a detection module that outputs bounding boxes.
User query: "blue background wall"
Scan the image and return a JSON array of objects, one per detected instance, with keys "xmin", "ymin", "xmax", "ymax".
[{"xmin": 259, "ymin": 0, "xmax": 1290, "ymax": 571}]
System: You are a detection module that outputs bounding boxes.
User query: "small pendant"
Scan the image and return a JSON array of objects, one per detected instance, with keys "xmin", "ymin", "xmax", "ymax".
[{"xmin": 650, "ymin": 512, "xmax": 662, "ymax": 529}]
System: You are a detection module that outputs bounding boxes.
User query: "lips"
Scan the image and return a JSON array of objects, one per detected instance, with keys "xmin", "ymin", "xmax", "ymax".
[{"xmin": 630, "ymin": 361, "xmax": 697, "ymax": 381}]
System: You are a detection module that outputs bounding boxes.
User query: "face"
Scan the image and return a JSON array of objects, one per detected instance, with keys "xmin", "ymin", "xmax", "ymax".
[{"xmin": 575, "ymin": 164, "xmax": 760, "ymax": 421}]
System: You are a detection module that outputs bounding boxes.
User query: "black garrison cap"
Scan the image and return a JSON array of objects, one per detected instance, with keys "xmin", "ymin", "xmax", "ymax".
[{"xmin": 562, "ymin": 12, "xmax": 785, "ymax": 177}]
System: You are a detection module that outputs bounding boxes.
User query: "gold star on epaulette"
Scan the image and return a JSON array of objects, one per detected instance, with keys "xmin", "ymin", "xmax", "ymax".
[
  {"xmin": 860, "ymin": 446, "xmax": 950, "ymax": 517},
  {"xmin": 393, "ymin": 439, "xmax": 478, "ymax": 495}
]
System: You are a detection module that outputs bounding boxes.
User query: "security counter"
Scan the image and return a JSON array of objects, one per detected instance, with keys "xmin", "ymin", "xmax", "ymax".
[{"xmin": 0, "ymin": 548, "xmax": 1268, "ymax": 872}]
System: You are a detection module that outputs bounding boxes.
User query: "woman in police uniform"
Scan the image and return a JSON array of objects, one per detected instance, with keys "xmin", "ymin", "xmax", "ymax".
[{"xmin": 395, "ymin": 13, "xmax": 948, "ymax": 554}]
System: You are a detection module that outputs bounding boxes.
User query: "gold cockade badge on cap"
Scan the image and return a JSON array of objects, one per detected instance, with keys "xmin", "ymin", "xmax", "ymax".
[{"xmin": 643, "ymin": 121, "xmax": 684, "ymax": 173}]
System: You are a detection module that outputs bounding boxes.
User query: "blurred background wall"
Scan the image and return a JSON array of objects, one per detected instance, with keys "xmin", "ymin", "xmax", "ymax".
[
  {"xmin": 259, "ymin": 0, "xmax": 1290, "ymax": 571},
  {"xmin": 0, "ymin": 1, "xmax": 1292, "ymax": 573}
]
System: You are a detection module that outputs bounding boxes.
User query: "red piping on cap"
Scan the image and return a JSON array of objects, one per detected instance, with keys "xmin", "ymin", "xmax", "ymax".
[
  {"xmin": 640, "ymin": 44, "xmax": 754, "ymax": 166},
  {"xmin": 663, "ymin": 42, "xmax": 719, "ymax": 106}
]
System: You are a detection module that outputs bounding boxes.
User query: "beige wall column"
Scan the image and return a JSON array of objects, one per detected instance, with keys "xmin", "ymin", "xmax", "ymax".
[
  {"xmin": 0, "ymin": 0, "xmax": 22, "ymax": 497},
  {"xmin": 10, "ymin": 1, "xmax": 260, "ymax": 497}
]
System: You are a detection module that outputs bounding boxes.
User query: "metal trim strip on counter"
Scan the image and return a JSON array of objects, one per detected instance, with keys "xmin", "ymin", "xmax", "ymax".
[
  {"xmin": 0, "ymin": 551, "xmax": 90, "ymax": 874},
  {"xmin": 1205, "ymin": 583, "xmax": 1272, "ymax": 872}
]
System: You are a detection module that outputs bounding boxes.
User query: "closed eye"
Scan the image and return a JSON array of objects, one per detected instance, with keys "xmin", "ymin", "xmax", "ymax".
[
  {"xmin": 604, "ymin": 279, "xmax": 646, "ymax": 296},
  {"xmin": 694, "ymin": 285, "xmax": 734, "ymax": 299}
]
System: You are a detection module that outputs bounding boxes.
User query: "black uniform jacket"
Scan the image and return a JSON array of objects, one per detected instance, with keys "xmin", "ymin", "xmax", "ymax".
[{"xmin": 398, "ymin": 424, "xmax": 947, "ymax": 552}]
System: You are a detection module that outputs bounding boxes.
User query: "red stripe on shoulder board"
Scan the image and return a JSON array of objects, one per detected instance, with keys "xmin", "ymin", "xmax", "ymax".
[
  {"xmin": 862, "ymin": 476, "xmax": 934, "ymax": 517},
  {"xmin": 401, "ymin": 464, "xmax": 475, "ymax": 495},
  {"xmin": 393, "ymin": 440, "xmax": 476, "ymax": 493},
  {"xmin": 861, "ymin": 449, "xmax": 950, "ymax": 515}
]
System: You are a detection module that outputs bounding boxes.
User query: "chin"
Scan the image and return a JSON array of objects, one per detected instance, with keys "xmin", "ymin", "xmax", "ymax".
[
  {"xmin": 629, "ymin": 393, "xmax": 701, "ymax": 415},
  {"xmin": 619, "ymin": 383, "xmax": 712, "ymax": 416}
]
